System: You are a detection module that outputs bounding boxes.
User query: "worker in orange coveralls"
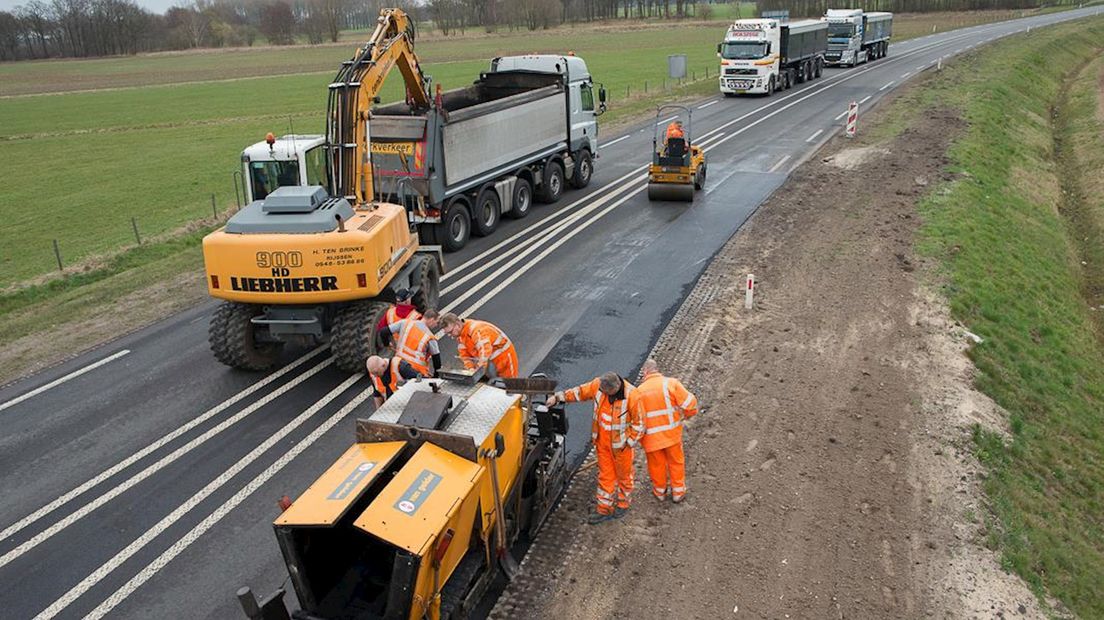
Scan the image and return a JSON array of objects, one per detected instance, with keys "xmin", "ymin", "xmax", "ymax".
[
  {"xmin": 547, "ymin": 372, "xmax": 644, "ymax": 524},
  {"xmin": 634, "ymin": 359, "xmax": 699, "ymax": 503},
  {"xmin": 438, "ymin": 313, "xmax": 518, "ymax": 379}
]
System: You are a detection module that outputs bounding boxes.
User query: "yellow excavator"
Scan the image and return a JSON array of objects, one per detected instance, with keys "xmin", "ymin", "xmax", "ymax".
[
  {"xmin": 236, "ymin": 375, "xmax": 570, "ymax": 620},
  {"xmin": 203, "ymin": 8, "xmax": 443, "ymax": 373}
]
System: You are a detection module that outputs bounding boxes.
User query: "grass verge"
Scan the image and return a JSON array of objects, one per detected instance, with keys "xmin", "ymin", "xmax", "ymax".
[{"xmin": 886, "ymin": 17, "xmax": 1104, "ymax": 616}]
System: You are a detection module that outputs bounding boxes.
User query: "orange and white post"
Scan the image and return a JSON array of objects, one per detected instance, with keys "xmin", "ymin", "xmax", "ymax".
[
  {"xmin": 745, "ymin": 274, "xmax": 755, "ymax": 310},
  {"xmin": 845, "ymin": 101, "xmax": 858, "ymax": 138}
]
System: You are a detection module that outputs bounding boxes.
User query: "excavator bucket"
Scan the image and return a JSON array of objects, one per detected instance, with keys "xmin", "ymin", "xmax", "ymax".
[{"xmin": 648, "ymin": 182, "xmax": 695, "ymax": 202}]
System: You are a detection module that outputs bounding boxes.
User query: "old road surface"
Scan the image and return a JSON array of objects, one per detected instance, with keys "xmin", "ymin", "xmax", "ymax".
[{"xmin": 1, "ymin": 7, "xmax": 1101, "ymax": 618}]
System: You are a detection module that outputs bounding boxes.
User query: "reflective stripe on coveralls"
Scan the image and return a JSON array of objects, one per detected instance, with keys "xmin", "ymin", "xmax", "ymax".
[
  {"xmin": 458, "ymin": 319, "xmax": 518, "ymax": 378},
  {"xmin": 395, "ymin": 319, "xmax": 434, "ymax": 376}
]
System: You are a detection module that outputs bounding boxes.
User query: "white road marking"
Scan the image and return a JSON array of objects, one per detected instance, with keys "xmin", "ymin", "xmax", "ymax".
[
  {"xmin": 859, "ymin": 95, "xmax": 872, "ymax": 105},
  {"xmin": 0, "ymin": 350, "xmax": 130, "ymax": 412},
  {"xmin": 85, "ymin": 383, "xmax": 376, "ymax": 620},
  {"xmin": 917, "ymin": 65, "xmax": 926, "ymax": 72},
  {"xmin": 767, "ymin": 155, "xmax": 792, "ymax": 174},
  {"xmin": 880, "ymin": 81, "xmax": 895, "ymax": 91},
  {"xmin": 33, "ymin": 374, "xmax": 366, "ymax": 620},
  {"xmin": 600, "ymin": 135, "xmax": 630, "ymax": 149},
  {"xmin": 657, "ymin": 115, "xmax": 679, "ymax": 125},
  {"xmin": 835, "ymin": 110, "xmax": 848, "ymax": 121},
  {"xmin": 901, "ymin": 71, "xmax": 912, "ymax": 78},
  {"xmin": 954, "ymin": 48, "xmax": 962, "ymax": 53},
  {"xmin": 697, "ymin": 100, "xmax": 719, "ymax": 109},
  {"xmin": 0, "ymin": 356, "xmax": 332, "ymax": 569},
  {"xmin": 805, "ymin": 129, "xmax": 824, "ymax": 143}
]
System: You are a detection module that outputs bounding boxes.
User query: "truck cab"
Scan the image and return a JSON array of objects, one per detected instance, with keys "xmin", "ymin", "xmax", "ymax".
[
  {"xmin": 489, "ymin": 54, "xmax": 602, "ymax": 155},
  {"xmin": 824, "ymin": 9, "xmax": 864, "ymax": 66},
  {"xmin": 718, "ymin": 19, "xmax": 781, "ymax": 95},
  {"xmin": 240, "ymin": 134, "xmax": 328, "ymax": 204}
]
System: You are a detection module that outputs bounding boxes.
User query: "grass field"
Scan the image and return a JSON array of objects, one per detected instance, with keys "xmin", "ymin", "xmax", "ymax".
[{"xmin": 881, "ymin": 17, "xmax": 1104, "ymax": 616}]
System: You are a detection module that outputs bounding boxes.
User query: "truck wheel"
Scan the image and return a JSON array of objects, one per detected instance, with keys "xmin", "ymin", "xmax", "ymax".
[
  {"xmin": 435, "ymin": 198, "xmax": 471, "ymax": 252},
  {"xmin": 331, "ymin": 301, "xmax": 391, "ymax": 373},
  {"xmin": 410, "ymin": 254, "xmax": 440, "ymax": 312},
  {"xmin": 507, "ymin": 177, "xmax": 533, "ymax": 219},
  {"xmin": 209, "ymin": 302, "xmax": 281, "ymax": 371},
  {"xmin": 695, "ymin": 164, "xmax": 706, "ymax": 190},
  {"xmin": 796, "ymin": 62, "xmax": 806, "ymax": 84},
  {"xmin": 537, "ymin": 160, "xmax": 564, "ymax": 204},
  {"xmin": 472, "ymin": 186, "xmax": 500, "ymax": 237},
  {"xmin": 570, "ymin": 150, "xmax": 593, "ymax": 189},
  {"xmin": 766, "ymin": 76, "xmax": 775, "ymax": 96},
  {"xmin": 814, "ymin": 58, "xmax": 823, "ymax": 78},
  {"xmin": 881, "ymin": 42, "xmax": 888, "ymax": 58}
]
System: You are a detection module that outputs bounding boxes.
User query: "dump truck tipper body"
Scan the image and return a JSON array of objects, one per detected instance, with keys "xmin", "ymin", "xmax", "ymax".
[
  {"xmin": 719, "ymin": 18, "xmax": 828, "ymax": 96},
  {"xmin": 371, "ymin": 55, "xmax": 603, "ymax": 251},
  {"xmin": 824, "ymin": 9, "xmax": 893, "ymax": 66}
]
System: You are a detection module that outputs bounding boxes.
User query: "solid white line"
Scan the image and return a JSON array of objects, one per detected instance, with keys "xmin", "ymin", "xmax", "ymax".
[
  {"xmin": 834, "ymin": 110, "xmax": 848, "ymax": 121},
  {"xmin": 33, "ymin": 374, "xmax": 365, "ymax": 620},
  {"xmin": 697, "ymin": 100, "xmax": 719, "ymax": 109},
  {"xmin": 0, "ymin": 344, "xmax": 328, "ymax": 545},
  {"xmin": 767, "ymin": 154, "xmax": 791, "ymax": 174},
  {"xmin": 0, "ymin": 350, "xmax": 130, "ymax": 412},
  {"xmin": 805, "ymin": 129, "xmax": 824, "ymax": 143},
  {"xmin": 600, "ymin": 135, "xmax": 630, "ymax": 149},
  {"xmin": 859, "ymin": 95, "xmax": 872, "ymax": 105},
  {"xmin": 0, "ymin": 356, "xmax": 333, "ymax": 570},
  {"xmin": 880, "ymin": 81, "xmax": 895, "ymax": 91}
]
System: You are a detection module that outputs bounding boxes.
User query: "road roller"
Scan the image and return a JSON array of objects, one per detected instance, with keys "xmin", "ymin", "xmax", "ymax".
[{"xmin": 647, "ymin": 105, "xmax": 706, "ymax": 202}]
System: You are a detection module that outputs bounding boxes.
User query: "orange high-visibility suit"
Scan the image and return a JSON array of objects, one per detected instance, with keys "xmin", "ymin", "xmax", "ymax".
[
  {"xmin": 563, "ymin": 377, "xmax": 644, "ymax": 515},
  {"xmin": 389, "ymin": 318, "xmax": 438, "ymax": 376},
  {"xmin": 456, "ymin": 319, "xmax": 518, "ymax": 379},
  {"xmin": 665, "ymin": 121, "xmax": 684, "ymax": 141},
  {"xmin": 370, "ymin": 357, "xmax": 422, "ymax": 406},
  {"xmin": 635, "ymin": 370, "xmax": 699, "ymax": 502}
]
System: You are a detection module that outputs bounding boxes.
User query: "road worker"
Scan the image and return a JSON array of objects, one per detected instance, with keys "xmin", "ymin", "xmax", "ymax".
[
  {"xmin": 366, "ymin": 355, "xmax": 422, "ymax": 407},
  {"xmin": 438, "ymin": 312, "xmax": 518, "ymax": 379},
  {"xmin": 387, "ymin": 309, "xmax": 441, "ymax": 377},
  {"xmin": 663, "ymin": 120, "xmax": 687, "ymax": 158},
  {"xmin": 635, "ymin": 359, "xmax": 699, "ymax": 503},
  {"xmin": 547, "ymin": 372, "xmax": 644, "ymax": 524},
  {"xmin": 665, "ymin": 120, "xmax": 685, "ymax": 141},
  {"xmin": 376, "ymin": 289, "xmax": 422, "ymax": 347}
]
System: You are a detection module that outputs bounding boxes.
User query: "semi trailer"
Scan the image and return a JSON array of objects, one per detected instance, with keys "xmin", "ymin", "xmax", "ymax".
[
  {"xmin": 241, "ymin": 55, "xmax": 606, "ymax": 253},
  {"xmin": 718, "ymin": 18, "xmax": 828, "ymax": 96},
  {"xmin": 824, "ymin": 9, "xmax": 893, "ymax": 67}
]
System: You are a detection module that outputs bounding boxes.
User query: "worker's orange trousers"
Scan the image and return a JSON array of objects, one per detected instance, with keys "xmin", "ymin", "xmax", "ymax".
[
  {"xmin": 645, "ymin": 443, "xmax": 686, "ymax": 501},
  {"xmin": 490, "ymin": 347, "xmax": 519, "ymax": 379},
  {"xmin": 595, "ymin": 440, "xmax": 634, "ymax": 515}
]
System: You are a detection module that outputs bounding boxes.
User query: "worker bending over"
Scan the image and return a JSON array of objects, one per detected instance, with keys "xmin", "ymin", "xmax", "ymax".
[
  {"xmin": 366, "ymin": 355, "xmax": 422, "ymax": 407},
  {"xmin": 388, "ymin": 309, "xmax": 441, "ymax": 377},
  {"xmin": 548, "ymin": 372, "xmax": 644, "ymax": 524},
  {"xmin": 376, "ymin": 288, "xmax": 421, "ymax": 347},
  {"xmin": 635, "ymin": 359, "xmax": 699, "ymax": 503},
  {"xmin": 438, "ymin": 313, "xmax": 518, "ymax": 379}
]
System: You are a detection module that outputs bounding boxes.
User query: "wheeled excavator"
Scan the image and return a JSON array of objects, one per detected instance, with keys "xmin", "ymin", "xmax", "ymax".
[{"xmin": 203, "ymin": 8, "xmax": 443, "ymax": 373}]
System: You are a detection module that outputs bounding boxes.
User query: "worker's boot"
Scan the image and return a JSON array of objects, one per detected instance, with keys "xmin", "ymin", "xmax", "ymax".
[
  {"xmin": 613, "ymin": 506, "xmax": 628, "ymax": 519},
  {"xmin": 587, "ymin": 510, "xmax": 616, "ymax": 525}
]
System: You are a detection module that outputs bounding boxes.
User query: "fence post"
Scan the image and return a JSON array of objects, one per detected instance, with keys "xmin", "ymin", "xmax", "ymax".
[
  {"xmin": 53, "ymin": 239, "xmax": 63, "ymax": 271},
  {"xmin": 132, "ymin": 217, "xmax": 141, "ymax": 244},
  {"xmin": 211, "ymin": 193, "xmax": 218, "ymax": 219},
  {"xmin": 645, "ymin": 80, "xmax": 648, "ymax": 93},
  {"xmin": 626, "ymin": 84, "xmax": 630, "ymax": 98}
]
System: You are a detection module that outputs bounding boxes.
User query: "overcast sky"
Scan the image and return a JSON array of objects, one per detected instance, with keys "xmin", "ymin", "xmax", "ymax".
[{"xmin": 1, "ymin": 0, "xmax": 178, "ymax": 14}]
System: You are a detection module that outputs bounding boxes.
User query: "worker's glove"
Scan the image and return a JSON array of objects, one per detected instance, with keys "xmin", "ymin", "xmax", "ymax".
[{"xmin": 545, "ymin": 392, "xmax": 564, "ymax": 407}]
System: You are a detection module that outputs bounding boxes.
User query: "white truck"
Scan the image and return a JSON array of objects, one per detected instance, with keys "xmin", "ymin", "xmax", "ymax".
[
  {"xmin": 239, "ymin": 54, "xmax": 605, "ymax": 252},
  {"xmin": 718, "ymin": 18, "xmax": 828, "ymax": 96},
  {"xmin": 824, "ymin": 9, "xmax": 893, "ymax": 67}
]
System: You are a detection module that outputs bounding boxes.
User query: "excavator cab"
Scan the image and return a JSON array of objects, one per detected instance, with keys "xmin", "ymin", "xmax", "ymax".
[{"xmin": 647, "ymin": 105, "xmax": 707, "ymax": 202}]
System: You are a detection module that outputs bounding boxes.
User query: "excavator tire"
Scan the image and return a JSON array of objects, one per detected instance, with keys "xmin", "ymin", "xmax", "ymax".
[
  {"xmin": 411, "ymin": 254, "xmax": 441, "ymax": 313},
  {"xmin": 331, "ymin": 300, "xmax": 391, "ymax": 373},
  {"xmin": 209, "ymin": 302, "xmax": 281, "ymax": 371}
]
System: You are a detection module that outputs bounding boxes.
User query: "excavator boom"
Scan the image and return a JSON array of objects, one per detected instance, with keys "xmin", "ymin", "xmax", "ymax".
[{"xmin": 327, "ymin": 8, "xmax": 431, "ymax": 205}]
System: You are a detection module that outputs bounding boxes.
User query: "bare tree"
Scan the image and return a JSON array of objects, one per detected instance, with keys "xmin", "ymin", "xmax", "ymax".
[
  {"xmin": 16, "ymin": 1, "xmax": 51, "ymax": 57},
  {"xmin": 259, "ymin": 0, "xmax": 296, "ymax": 44}
]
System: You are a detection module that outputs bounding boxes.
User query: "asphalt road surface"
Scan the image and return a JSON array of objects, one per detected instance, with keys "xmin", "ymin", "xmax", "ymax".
[{"xmin": 1, "ymin": 7, "xmax": 1101, "ymax": 618}]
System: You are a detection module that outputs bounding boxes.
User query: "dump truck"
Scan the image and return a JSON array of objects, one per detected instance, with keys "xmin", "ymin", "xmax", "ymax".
[
  {"xmin": 204, "ymin": 8, "xmax": 443, "ymax": 374},
  {"xmin": 242, "ymin": 55, "xmax": 607, "ymax": 253},
  {"xmin": 236, "ymin": 375, "xmax": 569, "ymax": 620},
  {"xmin": 718, "ymin": 17, "xmax": 828, "ymax": 96},
  {"xmin": 824, "ymin": 9, "xmax": 893, "ymax": 67}
]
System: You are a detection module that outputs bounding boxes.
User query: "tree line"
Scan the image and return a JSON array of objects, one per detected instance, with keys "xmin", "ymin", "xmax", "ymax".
[{"xmin": 0, "ymin": 0, "xmax": 1081, "ymax": 61}]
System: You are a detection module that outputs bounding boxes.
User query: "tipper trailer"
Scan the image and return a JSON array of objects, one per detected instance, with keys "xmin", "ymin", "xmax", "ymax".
[
  {"xmin": 718, "ymin": 18, "xmax": 828, "ymax": 96},
  {"xmin": 824, "ymin": 9, "xmax": 893, "ymax": 66}
]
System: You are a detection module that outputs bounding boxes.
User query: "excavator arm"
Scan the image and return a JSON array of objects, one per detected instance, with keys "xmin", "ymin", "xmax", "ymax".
[{"xmin": 326, "ymin": 8, "xmax": 431, "ymax": 205}]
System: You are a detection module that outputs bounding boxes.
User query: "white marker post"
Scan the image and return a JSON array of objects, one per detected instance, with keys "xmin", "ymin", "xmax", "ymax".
[
  {"xmin": 745, "ymin": 274, "xmax": 755, "ymax": 310},
  {"xmin": 845, "ymin": 101, "xmax": 858, "ymax": 138}
]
